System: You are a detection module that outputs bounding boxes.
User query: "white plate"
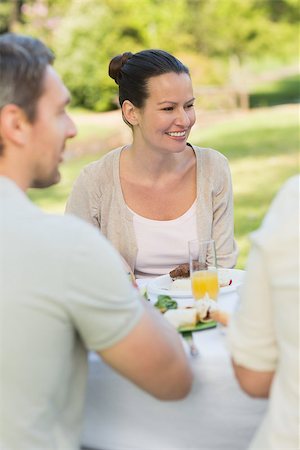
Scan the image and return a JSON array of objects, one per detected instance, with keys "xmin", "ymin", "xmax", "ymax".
[{"xmin": 147, "ymin": 268, "xmax": 245, "ymax": 299}]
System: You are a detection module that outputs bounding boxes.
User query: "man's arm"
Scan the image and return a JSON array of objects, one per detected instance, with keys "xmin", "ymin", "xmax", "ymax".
[
  {"xmin": 99, "ymin": 300, "xmax": 193, "ymax": 400},
  {"xmin": 66, "ymin": 225, "xmax": 193, "ymax": 401},
  {"xmin": 228, "ymin": 246, "xmax": 277, "ymax": 399},
  {"xmin": 231, "ymin": 360, "xmax": 274, "ymax": 398}
]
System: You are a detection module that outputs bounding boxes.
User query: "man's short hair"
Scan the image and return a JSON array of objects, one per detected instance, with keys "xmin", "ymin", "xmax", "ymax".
[{"xmin": 0, "ymin": 33, "xmax": 54, "ymax": 153}]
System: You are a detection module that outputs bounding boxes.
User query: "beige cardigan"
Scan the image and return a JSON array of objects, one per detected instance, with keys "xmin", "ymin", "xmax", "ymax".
[{"xmin": 65, "ymin": 145, "xmax": 238, "ymax": 272}]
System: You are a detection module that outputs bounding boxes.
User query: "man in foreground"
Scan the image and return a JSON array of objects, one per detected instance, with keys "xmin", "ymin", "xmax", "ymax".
[{"xmin": 0, "ymin": 33, "xmax": 193, "ymax": 450}]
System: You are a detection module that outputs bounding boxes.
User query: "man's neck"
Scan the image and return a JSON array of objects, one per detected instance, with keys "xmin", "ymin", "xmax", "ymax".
[{"xmin": 0, "ymin": 160, "xmax": 29, "ymax": 192}]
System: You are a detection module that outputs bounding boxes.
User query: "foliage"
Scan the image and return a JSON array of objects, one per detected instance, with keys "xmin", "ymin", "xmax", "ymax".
[
  {"xmin": 187, "ymin": 0, "xmax": 298, "ymax": 62},
  {"xmin": 52, "ymin": 0, "xmax": 113, "ymax": 111},
  {"xmin": 3, "ymin": 0, "xmax": 298, "ymax": 111},
  {"xmin": 52, "ymin": 0, "xmax": 191, "ymax": 111},
  {"xmin": 0, "ymin": 0, "xmax": 13, "ymax": 33}
]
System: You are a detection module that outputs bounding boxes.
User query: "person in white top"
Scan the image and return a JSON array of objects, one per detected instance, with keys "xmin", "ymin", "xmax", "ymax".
[
  {"xmin": 0, "ymin": 33, "xmax": 192, "ymax": 450},
  {"xmin": 228, "ymin": 175, "xmax": 299, "ymax": 449},
  {"xmin": 66, "ymin": 50, "xmax": 238, "ymax": 277}
]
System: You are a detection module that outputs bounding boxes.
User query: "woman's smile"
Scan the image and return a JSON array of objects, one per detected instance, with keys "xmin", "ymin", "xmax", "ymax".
[{"xmin": 166, "ymin": 131, "xmax": 187, "ymax": 137}]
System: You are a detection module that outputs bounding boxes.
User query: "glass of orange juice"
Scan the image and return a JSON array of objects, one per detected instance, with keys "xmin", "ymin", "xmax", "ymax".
[{"xmin": 189, "ymin": 239, "xmax": 219, "ymax": 301}]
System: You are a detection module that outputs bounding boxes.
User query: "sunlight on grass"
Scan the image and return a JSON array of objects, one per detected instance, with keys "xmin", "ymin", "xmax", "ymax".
[
  {"xmin": 28, "ymin": 152, "xmax": 104, "ymax": 213},
  {"xmin": 192, "ymin": 106, "xmax": 299, "ymax": 268},
  {"xmin": 250, "ymin": 74, "xmax": 300, "ymax": 108},
  {"xmin": 66, "ymin": 108, "xmax": 117, "ymax": 143},
  {"xmin": 231, "ymin": 152, "xmax": 298, "ymax": 267}
]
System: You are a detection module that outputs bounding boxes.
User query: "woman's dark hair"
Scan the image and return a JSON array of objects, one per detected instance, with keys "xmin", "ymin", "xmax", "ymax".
[{"xmin": 108, "ymin": 49, "xmax": 190, "ymax": 109}]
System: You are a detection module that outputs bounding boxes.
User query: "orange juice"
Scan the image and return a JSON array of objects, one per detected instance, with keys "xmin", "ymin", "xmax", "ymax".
[{"xmin": 191, "ymin": 270, "xmax": 219, "ymax": 300}]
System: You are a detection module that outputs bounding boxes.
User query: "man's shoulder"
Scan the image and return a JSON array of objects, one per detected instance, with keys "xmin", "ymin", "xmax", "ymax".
[
  {"xmin": 251, "ymin": 175, "xmax": 299, "ymax": 248},
  {"xmin": 45, "ymin": 211, "xmax": 99, "ymax": 233},
  {"xmin": 277, "ymin": 174, "xmax": 299, "ymax": 200},
  {"xmin": 36, "ymin": 212, "xmax": 106, "ymax": 250},
  {"xmin": 262, "ymin": 175, "xmax": 299, "ymax": 228}
]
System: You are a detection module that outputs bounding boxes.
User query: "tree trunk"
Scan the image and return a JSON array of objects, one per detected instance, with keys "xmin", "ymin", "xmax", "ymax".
[
  {"xmin": 229, "ymin": 54, "xmax": 249, "ymax": 110},
  {"xmin": 9, "ymin": 0, "xmax": 24, "ymax": 31}
]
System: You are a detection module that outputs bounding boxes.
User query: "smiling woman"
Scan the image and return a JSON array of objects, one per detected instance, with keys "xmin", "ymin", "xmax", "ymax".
[{"xmin": 65, "ymin": 49, "xmax": 238, "ymax": 277}]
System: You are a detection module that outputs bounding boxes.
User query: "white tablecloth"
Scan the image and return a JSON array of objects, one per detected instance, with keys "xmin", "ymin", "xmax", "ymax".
[{"xmin": 81, "ymin": 285, "xmax": 267, "ymax": 450}]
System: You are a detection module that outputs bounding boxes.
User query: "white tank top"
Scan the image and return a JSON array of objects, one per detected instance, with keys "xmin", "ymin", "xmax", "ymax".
[{"xmin": 130, "ymin": 201, "xmax": 198, "ymax": 278}]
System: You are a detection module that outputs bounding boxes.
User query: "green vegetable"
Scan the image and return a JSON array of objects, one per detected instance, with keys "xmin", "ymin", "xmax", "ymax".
[{"xmin": 154, "ymin": 295, "xmax": 178, "ymax": 313}]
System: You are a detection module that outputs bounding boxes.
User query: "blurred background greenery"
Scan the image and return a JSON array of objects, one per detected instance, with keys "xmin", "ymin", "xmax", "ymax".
[{"xmin": 1, "ymin": 0, "xmax": 299, "ymax": 268}]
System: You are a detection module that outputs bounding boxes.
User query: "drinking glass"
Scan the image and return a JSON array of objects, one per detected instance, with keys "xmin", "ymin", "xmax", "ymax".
[{"xmin": 189, "ymin": 239, "xmax": 219, "ymax": 301}]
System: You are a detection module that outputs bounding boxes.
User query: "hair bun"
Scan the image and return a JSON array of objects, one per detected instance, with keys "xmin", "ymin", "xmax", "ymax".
[{"xmin": 108, "ymin": 52, "xmax": 133, "ymax": 84}]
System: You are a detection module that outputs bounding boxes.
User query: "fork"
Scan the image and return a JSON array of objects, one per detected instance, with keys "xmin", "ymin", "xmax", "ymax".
[{"xmin": 184, "ymin": 333, "xmax": 199, "ymax": 357}]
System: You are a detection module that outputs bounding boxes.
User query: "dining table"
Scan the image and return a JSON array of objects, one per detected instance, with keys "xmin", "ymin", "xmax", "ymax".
[{"xmin": 80, "ymin": 275, "xmax": 268, "ymax": 450}]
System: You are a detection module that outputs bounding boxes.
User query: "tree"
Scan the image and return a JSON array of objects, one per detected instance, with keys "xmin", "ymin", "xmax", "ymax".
[
  {"xmin": 6, "ymin": 0, "xmax": 298, "ymax": 111},
  {"xmin": 0, "ymin": 0, "xmax": 23, "ymax": 33},
  {"xmin": 53, "ymin": 0, "xmax": 192, "ymax": 111},
  {"xmin": 184, "ymin": 0, "xmax": 299, "ymax": 108},
  {"xmin": 186, "ymin": 0, "xmax": 298, "ymax": 61}
]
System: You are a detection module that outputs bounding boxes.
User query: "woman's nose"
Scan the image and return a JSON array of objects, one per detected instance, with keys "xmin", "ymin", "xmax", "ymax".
[{"xmin": 175, "ymin": 109, "xmax": 191, "ymax": 128}]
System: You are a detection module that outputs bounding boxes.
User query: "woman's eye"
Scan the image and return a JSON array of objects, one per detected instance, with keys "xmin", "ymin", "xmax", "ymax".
[
  {"xmin": 186, "ymin": 103, "xmax": 194, "ymax": 109},
  {"xmin": 162, "ymin": 106, "xmax": 174, "ymax": 111}
]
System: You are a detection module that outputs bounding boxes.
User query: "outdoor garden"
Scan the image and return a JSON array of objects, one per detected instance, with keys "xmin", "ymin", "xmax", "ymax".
[{"xmin": 1, "ymin": 0, "xmax": 299, "ymax": 268}]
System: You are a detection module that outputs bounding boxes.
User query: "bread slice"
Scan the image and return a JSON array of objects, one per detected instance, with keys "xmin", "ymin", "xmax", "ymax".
[{"xmin": 164, "ymin": 308, "xmax": 197, "ymax": 329}]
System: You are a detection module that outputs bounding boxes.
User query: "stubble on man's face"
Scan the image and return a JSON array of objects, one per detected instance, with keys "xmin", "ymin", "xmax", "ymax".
[
  {"xmin": 28, "ymin": 67, "xmax": 76, "ymax": 190},
  {"xmin": 30, "ymin": 169, "xmax": 61, "ymax": 189}
]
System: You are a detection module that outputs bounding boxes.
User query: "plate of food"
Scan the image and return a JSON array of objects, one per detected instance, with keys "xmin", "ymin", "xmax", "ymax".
[
  {"xmin": 154, "ymin": 295, "xmax": 217, "ymax": 333},
  {"xmin": 147, "ymin": 266, "xmax": 245, "ymax": 299}
]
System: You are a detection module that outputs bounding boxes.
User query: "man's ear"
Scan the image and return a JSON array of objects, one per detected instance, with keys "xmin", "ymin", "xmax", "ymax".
[
  {"xmin": 0, "ymin": 104, "xmax": 30, "ymax": 147},
  {"xmin": 122, "ymin": 100, "xmax": 139, "ymax": 127}
]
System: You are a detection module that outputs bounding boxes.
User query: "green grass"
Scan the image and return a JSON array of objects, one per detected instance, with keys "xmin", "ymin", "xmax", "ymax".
[
  {"xmin": 249, "ymin": 74, "xmax": 300, "ymax": 108},
  {"xmin": 191, "ymin": 106, "xmax": 299, "ymax": 267},
  {"xmin": 28, "ymin": 108, "xmax": 117, "ymax": 211},
  {"xmin": 67, "ymin": 108, "xmax": 115, "ymax": 142},
  {"xmin": 29, "ymin": 106, "xmax": 299, "ymax": 269},
  {"xmin": 28, "ymin": 152, "xmax": 105, "ymax": 212}
]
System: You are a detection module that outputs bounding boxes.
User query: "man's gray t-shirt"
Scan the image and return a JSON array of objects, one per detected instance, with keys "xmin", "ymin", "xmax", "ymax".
[{"xmin": 0, "ymin": 177, "xmax": 143, "ymax": 449}]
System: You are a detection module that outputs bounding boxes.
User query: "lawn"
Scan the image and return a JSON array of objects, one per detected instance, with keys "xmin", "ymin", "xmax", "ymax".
[
  {"xmin": 249, "ymin": 74, "xmax": 300, "ymax": 108},
  {"xmin": 28, "ymin": 105, "xmax": 299, "ymax": 269},
  {"xmin": 191, "ymin": 105, "xmax": 299, "ymax": 267}
]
